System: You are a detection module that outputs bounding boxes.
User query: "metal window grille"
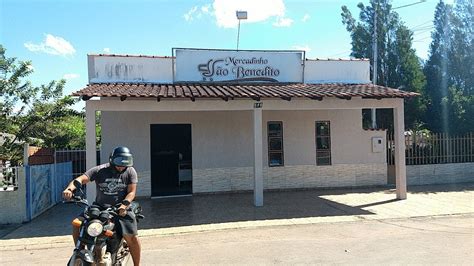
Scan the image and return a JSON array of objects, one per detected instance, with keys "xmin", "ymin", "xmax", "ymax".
[
  {"xmin": 0, "ymin": 166, "xmax": 20, "ymax": 190},
  {"xmin": 268, "ymin": 121, "xmax": 284, "ymax": 167},
  {"xmin": 316, "ymin": 121, "xmax": 332, "ymax": 166}
]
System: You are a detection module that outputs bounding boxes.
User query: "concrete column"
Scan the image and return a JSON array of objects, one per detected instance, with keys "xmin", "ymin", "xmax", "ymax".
[
  {"xmin": 394, "ymin": 103, "xmax": 407, "ymax": 199},
  {"xmin": 23, "ymin": 143, "xmax": 29, "ymax": 166},
  {"xmin": 85, "ymin": 102, "xmax": 97, "ymax": 202},
  {"xmin": 253, "ymin": 107, "xmax": 263, "ymax": 206}
]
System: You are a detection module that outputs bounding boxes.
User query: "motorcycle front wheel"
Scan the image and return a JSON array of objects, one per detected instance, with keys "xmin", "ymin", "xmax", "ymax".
[
  {"xmin": 67, "ymin": 255, "xmax": 92, "ymax": 266},
  {"xmin": 115, "ymin": 241, "xmax": 132, "ymax": 266}
]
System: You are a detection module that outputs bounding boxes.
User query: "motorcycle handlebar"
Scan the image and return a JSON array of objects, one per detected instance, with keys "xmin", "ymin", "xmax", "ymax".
[
  {"xmin": 62, "ymin": 198, "xmax": 89, "ymax": 207},
  {"xmin": 63, "ymin": 199, "xmax": 135, "ymax": 218}
]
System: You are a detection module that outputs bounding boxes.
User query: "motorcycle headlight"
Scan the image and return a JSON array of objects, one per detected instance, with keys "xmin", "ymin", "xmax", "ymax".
[{"xmin": 87, "ymin": 222, "xmax": 104, "ymax": 237}]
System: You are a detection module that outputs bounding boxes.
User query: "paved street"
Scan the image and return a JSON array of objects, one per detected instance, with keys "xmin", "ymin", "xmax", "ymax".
[
  {"xmin": 1, "ymin": 214, "xmax": 473, "ymax": 265},
  {"xmin": 0, "ymin": 183, "xmax": 473, "ymax": 264}
]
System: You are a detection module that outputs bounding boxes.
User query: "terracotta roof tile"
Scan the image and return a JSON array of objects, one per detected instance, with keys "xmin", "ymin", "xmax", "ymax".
[{"xmin": 73, "ymin": 83, "xmax": 419, "ymax": 100}]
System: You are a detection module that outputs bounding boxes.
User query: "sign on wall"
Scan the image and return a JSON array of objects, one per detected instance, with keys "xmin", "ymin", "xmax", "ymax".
[{"xmin": 174, "ymin": 48, "xmax": 304, "ymax": 83}]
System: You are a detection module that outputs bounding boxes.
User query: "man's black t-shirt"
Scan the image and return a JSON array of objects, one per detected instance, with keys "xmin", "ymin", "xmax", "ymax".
[{"xmin": 84, "ymin": 163, "xmax": 138, "ymax": 205}]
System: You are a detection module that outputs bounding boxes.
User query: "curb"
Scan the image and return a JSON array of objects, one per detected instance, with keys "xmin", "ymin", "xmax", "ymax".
[{"xmin": 1, "ymin": 212, "xmax": 472, "ymax": 251}]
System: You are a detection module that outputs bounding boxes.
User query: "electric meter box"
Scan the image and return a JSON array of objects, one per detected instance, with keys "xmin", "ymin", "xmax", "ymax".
[{"xmin": 372, "ymin": 137, "xmax": 384, "ymax": 153}]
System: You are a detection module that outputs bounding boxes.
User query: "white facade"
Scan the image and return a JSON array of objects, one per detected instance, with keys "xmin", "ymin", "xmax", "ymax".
[
  {"xmin": 82, "ymin": 49, "xmax": 408, "ymax": 205},
  {"xmin": 99, "ymin": 108, "xmax": 388, "ymax": 197},
  {"xmin": 87, "ymin": 53, "xmax": 370, "ymax": 85}
]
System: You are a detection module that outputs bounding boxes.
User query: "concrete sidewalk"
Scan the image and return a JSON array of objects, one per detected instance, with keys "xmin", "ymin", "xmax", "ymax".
[{"xmin": 1, "ymin": 182, "xmax": 473, "ymax": 251}]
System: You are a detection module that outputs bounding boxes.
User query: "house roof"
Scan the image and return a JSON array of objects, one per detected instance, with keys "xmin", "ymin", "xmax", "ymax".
[{"xmin": 73, "ymin": 83, "xmax": 419, "ymax": 101}]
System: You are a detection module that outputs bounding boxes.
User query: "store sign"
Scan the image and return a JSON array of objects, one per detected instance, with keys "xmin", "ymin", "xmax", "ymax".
[{"xmin": 174, "ymin": 49, "xmax": 304, "ymax": 83}]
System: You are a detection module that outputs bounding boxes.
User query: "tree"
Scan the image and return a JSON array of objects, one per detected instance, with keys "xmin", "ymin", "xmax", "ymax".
[
  {"xmin": 341, "ymin": 0, "xmax": 426, "ymax": 129},
  {"xmin": 26, "ymin": 104, "xmax": 86, "ymax": 149},
  {"xmin": 423, "ymin": 1, "xmax": 452, "ymax": 133},
  {"xmin": 424, "ymin": 0, "xmax": 473, "ymax": 134},
  {"xmin": 446, "ymin": 0, "xmax": 474, "ymax": 134},
  {"xmin": 0, "ymin": 45, "xmax": 83, "ymax": 165}
]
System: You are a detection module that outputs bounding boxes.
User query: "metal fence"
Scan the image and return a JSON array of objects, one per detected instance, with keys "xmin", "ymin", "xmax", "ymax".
[
  {"xmin": 1, "ymin": 149, "xmax": 96, "ymax": 191},
  {"xmin": 0, "ymin": 165, "xmax": 20, "ymax": 190},
  {"xmin": 54, "ymin": 149, "xmax": 87, "ymax": 179},
  {"xmin": 387, "ymin": 132, "xmax": 474, "ymax": 165}
]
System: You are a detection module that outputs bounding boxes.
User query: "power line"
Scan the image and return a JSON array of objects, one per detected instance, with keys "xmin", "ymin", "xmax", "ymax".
[
  {"xmin": 327, "ymin": 50, "xmax": 352, "ymax": 58},
  {"xmin": 413, "ymin": 36, "xmax": 432, "ymax": 42},
  {"xmin": 412, "ymin": 26, "xmax": 435, "ymax": 32},
  {"xmin": 393, "ymin": 0, "xmax": 427, "ymax": 10},
  {"xmin": 409, "ymin": 20, "xmax": 433, "ymax": 31}
]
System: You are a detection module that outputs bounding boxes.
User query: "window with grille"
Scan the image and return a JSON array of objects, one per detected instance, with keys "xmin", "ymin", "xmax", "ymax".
[
  {"xmin": 316, "ymin": 121, "xmax": 332, "ymax": 165},
  {"xmin": 268, "ymin": 121, "xmax": 284, "ymax": 167}
]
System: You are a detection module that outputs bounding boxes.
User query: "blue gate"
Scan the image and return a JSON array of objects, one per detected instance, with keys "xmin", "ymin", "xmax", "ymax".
[{"xmin": 25, "ymin": 162, "xmax": 72, "ymax": 220}]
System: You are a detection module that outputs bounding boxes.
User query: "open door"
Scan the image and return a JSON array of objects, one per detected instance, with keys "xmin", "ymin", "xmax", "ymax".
[{"xmin": 150, "ymin": 124, "xmax": 192, "ymax": 197}]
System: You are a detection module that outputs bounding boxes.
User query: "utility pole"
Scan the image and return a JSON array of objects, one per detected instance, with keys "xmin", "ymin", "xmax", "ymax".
[
  {"xmin": 371, "ymin": 2, "xmax": 378, "ymax": 129},
  {"xmin": 370, "ymin": 0, "xmax": 427, "ymax": 128}
]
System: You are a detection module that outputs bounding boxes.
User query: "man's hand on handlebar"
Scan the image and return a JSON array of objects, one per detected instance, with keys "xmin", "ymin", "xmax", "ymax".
[
  {"xmin": 62, "ymin": 188, "xmax": 74, "ymax": 201},
  {"xmin": 118, "ymin": 205, "xmax": 127, "ymax": 217}
]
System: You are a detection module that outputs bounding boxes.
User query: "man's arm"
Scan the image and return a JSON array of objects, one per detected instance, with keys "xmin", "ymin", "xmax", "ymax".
[
  {"xmin": 118, "ymin": 183, "xmax": 137, "ymax": 216},
  {"xmin": 62, "ymin": 174, "xmax": 90, "ymax": 200}
]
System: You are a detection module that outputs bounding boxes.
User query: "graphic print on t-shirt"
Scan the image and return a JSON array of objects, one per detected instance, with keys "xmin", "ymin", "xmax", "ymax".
[{"xmin": 98, "ymin": 178, "xmax": 128, "ymax": 195}]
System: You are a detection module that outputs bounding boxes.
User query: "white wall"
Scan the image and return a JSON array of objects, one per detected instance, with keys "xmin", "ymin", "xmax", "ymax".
[
  {"xmin": 88, "ymin": 55, "xmax": 173, "ymax": 84},
  {"xmin": 87, "ymin": 55, "xmax": 370, "ymax": 84},
  {"xmin": 263, "ymin": 110, "xmax": 386, "ymax": 165},
  {"xmin": 101, "ymin": 109, "xmax": 386, "ymax": 195},
  {"xmin": 304, "ymin": 59, "xmax": 370, "ymax": 84},
  {"xmin": 0, "ymin": 168, "xmax": 27, "ymax": 224},
  {"xmin": 407, "ymin": 163, "xmax": 474, "ymax": 185}
]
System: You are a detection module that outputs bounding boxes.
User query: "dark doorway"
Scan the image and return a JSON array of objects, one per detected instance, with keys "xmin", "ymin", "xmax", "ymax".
[{"xmin": 150, "ymin": 124, "xmax": 192, "ymax": 197}]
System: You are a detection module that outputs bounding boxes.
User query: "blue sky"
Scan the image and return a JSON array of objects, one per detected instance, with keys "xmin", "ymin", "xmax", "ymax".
[{"xmin": 1, "ymin": 0, "xmax": 449, "ymax": 110}]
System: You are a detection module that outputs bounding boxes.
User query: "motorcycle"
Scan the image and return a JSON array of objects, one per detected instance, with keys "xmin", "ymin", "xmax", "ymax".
[{"xmin": 65, "ymin": 180, "xmax": 144, "ymax": 266}]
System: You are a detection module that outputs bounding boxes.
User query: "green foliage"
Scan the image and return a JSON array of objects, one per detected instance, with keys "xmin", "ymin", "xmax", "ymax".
[
  {"xmin": 0, "ymin": 45, "xmax": 85, "ymax": 165},
  {"xmin": 341, "ymin": 0, "xmax": 426, "ymax": 130},
  {"xmin": 423, "ymin": 0, "xmax": 473, "ymax": 134},
  {"xmin": 30, "ymin": 106, "xmax": 86, "ymax": 149}
]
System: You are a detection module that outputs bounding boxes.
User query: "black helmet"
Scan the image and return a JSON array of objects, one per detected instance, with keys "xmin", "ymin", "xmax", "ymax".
[{"xmin": 109, "ymin": 146, "xmax": 133, "ymax": 167}]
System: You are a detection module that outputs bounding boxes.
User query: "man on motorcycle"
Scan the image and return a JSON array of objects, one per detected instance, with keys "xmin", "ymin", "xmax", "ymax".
[{"xmin": 63, "ymin": 146, "xmax": 141, "ymax": 266}]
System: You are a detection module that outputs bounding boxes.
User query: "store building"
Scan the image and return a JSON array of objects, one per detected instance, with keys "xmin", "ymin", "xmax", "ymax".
[{"xmin": 74, "ymin": 48, "xmax": 417, "ymax": 206}]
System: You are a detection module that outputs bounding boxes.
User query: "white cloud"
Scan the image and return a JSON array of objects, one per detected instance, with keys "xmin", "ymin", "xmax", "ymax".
[
  {"xmin": 213, "ymin": 0, "xmax": 286, "ymax": 28},
  {"xmin": 292, "ymin": 45, "xmax": 311, "ymax": 52},
  {"xmin": 103, "ymin": 48, "xmax": 111, "ymax": 53},
  {"xmin": 201, "ymin": 4, "xmax": 211, "ymax": 14},
  {"xmin": 184, "ymin": 6, "xmax": 199, "ymax": 21},
  {"xmin": 63, "ymin": 73, "xmax": 80, "ymax": 80},
  {"xmin": 24, "ymin": 34, "xmax": 76, "ymax": 57},
  {"xmin": 273, "ymin": 17, "xmax": 293, "ymax": 27},
  {"xmin": 184, "ymin": 4, "xmax": 212, "ymax": 21},
  {"xmin": 302, "ymin": 14, "xmax": 310, "ymax": 22},
  {"xmin": 184, "ymin": 0, "xmax": 292, "ymax": 28}
]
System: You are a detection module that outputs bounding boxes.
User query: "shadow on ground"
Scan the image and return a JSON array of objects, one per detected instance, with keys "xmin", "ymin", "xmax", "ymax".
[
  {"xmin": 2, "ymin": 187, "xmax": 376, "ymax": 240},
  {"xmin": 2, "ymin": 182, "xmax": 472, "ymax": 240}
]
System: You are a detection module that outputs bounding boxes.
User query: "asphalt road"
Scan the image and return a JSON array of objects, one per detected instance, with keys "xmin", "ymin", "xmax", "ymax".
[{"xmin": 2, "ymin": 214, "xmax": 473, "ymax": 265}]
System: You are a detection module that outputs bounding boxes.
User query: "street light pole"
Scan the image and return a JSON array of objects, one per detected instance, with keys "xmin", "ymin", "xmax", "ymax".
[
  {"xmin": 237, "ymin": 19, "xmax": 242, "ymax": 50},
  {"xmin": 236, "ymin": 11, "xmax": 247, "ymax": 51}
]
